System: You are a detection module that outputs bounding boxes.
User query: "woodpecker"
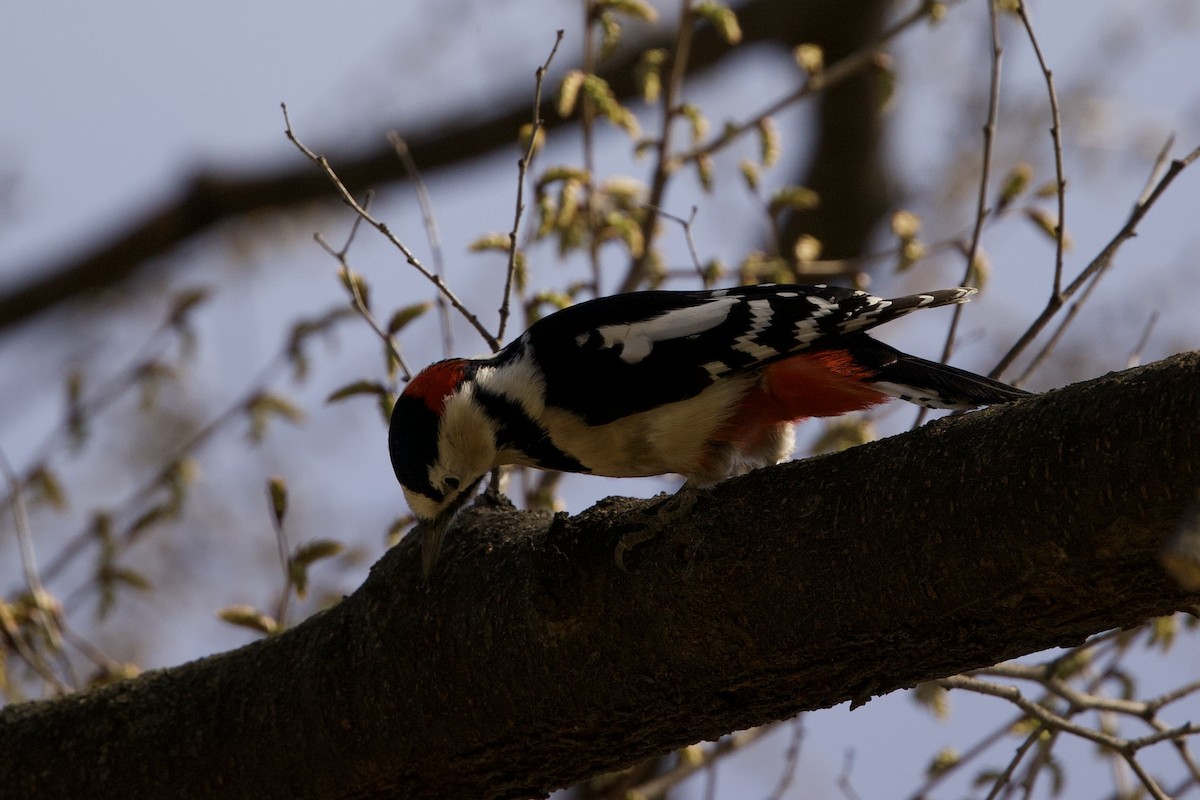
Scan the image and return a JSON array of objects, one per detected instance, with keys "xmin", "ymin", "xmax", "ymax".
[{"xmin": 389, "ymin": 283, "xmax": 1029, "ymax": 576}]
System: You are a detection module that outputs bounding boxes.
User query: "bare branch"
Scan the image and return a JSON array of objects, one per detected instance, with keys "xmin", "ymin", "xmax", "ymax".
[
  {"xmin": 498, "ymin": 30, "xmax": 564, "ymax": 346},
  {"xmin": 313, "ymin": 229, "xmax": 413, "ymax": 380},
  {"xmin": 941, "ymin": 661, "xmax": 1200, "ymax": 800},
  {"xmin": 1015, "ymin": 1, "xmax": 1067, "ymax": 298},
  {"xmin": 765, "ymin": 718, "xmax": 806, "ymax": 800},
  {"xmin": 388, "ymin": 135, "xmax": 453, "ymax": 357},
  {"xmin": 1126, "ymin": 311, "xmax": 1160, "ymax": 369},
  {"xmin": 628, "ymin": 726, "xmax": 774, "ymax": 799},
  {"xmin": 667, "ymin": 0, "xmax": 951, "ymax": 171},
  {"xmin": 0, "ymin": 447, "xmax": 70, "ymax": 693},
  {"xmin": 621, "ymin": 0, "xmax": 700, "ymax": 294},
  {"xmin": 649, "ymin": 204, "xmax": 705, "ymax": 277},
  {"xmin": 937, "ymin": 675, "xmax": 1130, "ymax": 752},
  {"xmin": 991, "ymin": 142, "xmax": 1200, "ymax": 379},
  {"xmin": 282, "ymin": 103, "xmax": 500, "ymax": 352},
  {"xmin": 983, "ymin": 724, "xmax": 1046, "ymax": 800},
  {"xmin": 36, "ymin": 302, "xmax": 355, "ymax": 602},
  {"xmin": 917, "ymin": 0, "xmax": 1003, "ymax": 428}
]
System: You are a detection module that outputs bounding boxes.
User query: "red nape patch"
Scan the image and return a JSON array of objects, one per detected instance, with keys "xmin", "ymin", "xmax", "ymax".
[{"xmin": 403, "ymin": 359, "xmax": 468, "ymax": 413}]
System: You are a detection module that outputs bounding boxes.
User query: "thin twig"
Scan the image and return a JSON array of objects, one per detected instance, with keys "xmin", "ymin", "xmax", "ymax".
[
  {"xmin": 313, "ymin": 228, "xmax": 413, "ymax": 380},
  {"xmin": 621, "ymin": 0, "xmax": 959, "ymax": 293},
  {"xmin": 581, "ymin": 3, "xmax": 603, "ymax": 295},
  {"xmin": 837, "ymin": 749, "xmax": 863, "ymax": 800},
  {"xmin": 980, "ymin": 662, "xmax": 1147, "ymax": 716},
  {"xmin": 268, "ymin": 481, "xmax": 291, "ymax": 630},
  {"xmin": 0, "ymin": 601, "xmax": 67, "ymax": 697},
  {"xmin": 1012, "ymin": 268, "xmax": 1096, "ymax": 384},
  {"xmin": 56, "ymin": 617, "xmax": 128, "ymax": 679},
  {"xmin": 991, "ymin": 142, "xmax": 1200, "ymax": 378},
  {"xmin": 667, "ymin": 0, "xmax": 953, "ymax": 169},
  {"xmin": 1014, "ymin": 135, "xmax": 1175, "ymax": 386},
  {"xmin": 924, "ymin": 625, "xmax": 1197, "ymax": 799},
  {"xmin": 1151, "ymin": 715, "xmax": 1200, "ymax": 787},
  {"xmin": 937, "ymin": 675, "xmax": 1124, "ymax": 750},
  {"xmin": 1015, "ymin": 1, "xmax": 1067, "ymax": 298},
  {"xmin": 984, "ymin": 725, "xmax": 1048, "ymax": 800},
  {"xmin": 281, "ymin": 103, "xmax": 500, "ymax": 351},
  {"xmin": 498, "ymin": 30, "xmax": 564, "ymax": 346},
  {"xmin": 1122, "ymin": 751, "xmax": 1173, "ymax": 800},
  {"xmin": 1126, "ymin": 311, "xmax": 1160, "ymax": 369},
  {"xmin": 765, "ymin": 716, "xmax": 805, "ymax": 800},
  {"xmin": 939, "ymin": 674, "xmax": 1197, "ymax": 800},
  {"xmin": 1017, "ymin": 727, "xmax": 1059, "ymax": 800},
  {"xmin": 649, "ymin": 204, "xmax": 705, "ymax": 276},
  {"xmin": 1061, "ymin": 141, "xmax": 1198, "ymax": 296},
  {"xmin": 1146, "ymin": 677, "xmax": 1200, "ymax": 715},
  {"xmin": 0, "ymin": 446, "xmax": 70, "ymax": 693},
  {"xmin": 627, "ymin": 725, "xmax": 774, "ymax": 799},
  {"xmin": 915, "ymin": 0, "xmax": 1003, "ymax": 429},
  {"xmin": 903, "ymin": 710, "xmax": 1023, "ymax": 800},
  {"xmin": 389, "ymin": 134, "xmax": 453, "ymax": 357},
  {"xmin": 0, "ymin": 291, "xmax": 208, "ymax": 532},
  {"xmin": 1127, "ymin": 723, "xmax": 1200, "ymax": 752},
  {"xmin": 1138, "ymin": 134, "xmax": 1178, "ymax": 206},
  {"xmin": 0, "ymin": 448, "xmax": 61, "ymax": 650},
  {"xmin": 620, "ymin": 0, "xmax": 698, "ymax": 294},
  {"xmin": 41, "ymin": 346, "xmax": 296, "ymax": 592}
]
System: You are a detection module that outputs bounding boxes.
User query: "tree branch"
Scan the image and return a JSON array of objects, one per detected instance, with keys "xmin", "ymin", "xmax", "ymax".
[
  {"xmin": 3, "ymin": 351, "xmax": 1198, "ymax": 800},
  {"xmin": 0, "ymin": 0, "xmax": 767, "ymax": 334},
  {"xmin": 0, "ymin": 0, "xmax": 900, "ymax": 333}
]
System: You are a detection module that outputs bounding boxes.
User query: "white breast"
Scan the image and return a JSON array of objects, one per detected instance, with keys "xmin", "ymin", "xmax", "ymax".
[{"xmin": 538, "ymin": 374, "xmax": 756, "ymax": 480}]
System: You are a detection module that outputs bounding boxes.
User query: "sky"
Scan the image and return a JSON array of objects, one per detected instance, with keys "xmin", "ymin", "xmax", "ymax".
[{"xmin": 2, "ymin": 1, "xmax": 1200, "ymax": 798}]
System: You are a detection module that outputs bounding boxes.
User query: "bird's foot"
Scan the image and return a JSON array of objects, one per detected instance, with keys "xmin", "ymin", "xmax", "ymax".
[{"xmin": 614, "ymin": 485, "xmax": 706, "ymax": 571}]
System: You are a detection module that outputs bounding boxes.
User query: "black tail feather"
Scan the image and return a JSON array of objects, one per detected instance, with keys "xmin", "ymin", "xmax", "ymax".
[
  {"xmin": 875, "ymin": 353, "xmax": 1030, "ymax": 409},
  {"xmin": 846, "ymin": 336, "xmax": 1031, "ymax": 410}
]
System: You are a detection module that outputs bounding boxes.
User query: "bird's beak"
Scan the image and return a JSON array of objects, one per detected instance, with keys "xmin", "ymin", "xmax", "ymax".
[
  {"xmin": 414, "ymin": 475, "xmax": 485, "ymax": 581},
  {"xmin": 419, "ymin": 513, "xmax": 452, "ymax": 581}
]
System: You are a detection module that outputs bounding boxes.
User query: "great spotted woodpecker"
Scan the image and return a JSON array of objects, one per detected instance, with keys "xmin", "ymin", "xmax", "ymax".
[{"xmin": 389, "ymin": 283, "xmax": 1029, "ymax": 575}]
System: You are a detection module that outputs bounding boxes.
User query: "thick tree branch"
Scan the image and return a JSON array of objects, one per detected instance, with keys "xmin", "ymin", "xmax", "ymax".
[{"xmin": 4, "ymin": 351, "xmax": 1198, "ymax": 800}]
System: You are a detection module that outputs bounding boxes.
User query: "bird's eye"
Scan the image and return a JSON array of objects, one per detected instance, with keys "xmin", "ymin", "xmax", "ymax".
[{"xmin": 443, "ymin": 476, "xmax": 461, "ymax": 492}]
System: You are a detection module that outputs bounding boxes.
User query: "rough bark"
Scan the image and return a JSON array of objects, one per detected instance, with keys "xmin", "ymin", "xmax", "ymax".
[
  {"xmin": 0, "ymin": 0, "xmax": 892, "ymax": 333},
  {"xmin": 3, "ymin": 352, "xmax": 1198, "ymax": 800}
]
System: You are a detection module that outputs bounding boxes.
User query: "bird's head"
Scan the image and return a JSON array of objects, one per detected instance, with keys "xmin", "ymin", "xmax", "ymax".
[{"xmin": 388, "ymin": 358, "xmax": 497, "ymax": 578}]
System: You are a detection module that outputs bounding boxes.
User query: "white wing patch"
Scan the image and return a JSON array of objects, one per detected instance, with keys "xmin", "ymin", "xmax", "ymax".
[
  {"xmin": 732, "ymin": 298, "xmax": 778, "ymax": 361},
  {"xmin": 831, "ymin": 295, "xmax": 890, "ymax": 334},
  {"xmin": 473, "ymin": 346, "xmax": 548, "ymax": 415},
  {"xmin": 583, "ymin": 297, "xmax": 740, "ymax": 364},
  {"xmin": 702, "ymin": 360, "xmax": 731, "ymax": 379},
  {"xmin": 868, "ymin": 380, "xmax": 968, "ymax": 410},
  {"xmin": 791, "ymin": 294, "xmax": 838, "ymax": 343}
]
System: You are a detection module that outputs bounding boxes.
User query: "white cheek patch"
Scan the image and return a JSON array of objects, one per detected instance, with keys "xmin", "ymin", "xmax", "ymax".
[
  {"xmin": 404, "ymin": 486, "xmax": 444, "ymax": 522},
  {"xmin": 433, "ymin": 386, "xmax": 499, "ymax": 508},
  {"xmin": 587, "ymin": 297, "xmax": 740, "ymax": 364}
]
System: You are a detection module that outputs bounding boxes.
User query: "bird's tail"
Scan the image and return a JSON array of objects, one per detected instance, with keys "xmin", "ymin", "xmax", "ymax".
[
  {"xmin": 837, "ymin": 287, "xmax": 977, "ymax": 336},
  {"xmin": 863, "ymin": 349, "xmax": 1031, "ymax": 410}
]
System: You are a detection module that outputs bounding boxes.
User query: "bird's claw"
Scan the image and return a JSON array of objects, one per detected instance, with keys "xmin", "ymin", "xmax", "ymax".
[{"xmin": 614, "ymin": 487, "xmax": 704, "ymax": 571}]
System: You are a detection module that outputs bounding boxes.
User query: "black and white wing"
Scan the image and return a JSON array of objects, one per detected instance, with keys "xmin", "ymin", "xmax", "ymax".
[{"xmin": 512, "ymin": 283, "xmax": 974, "ymax": 425}]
